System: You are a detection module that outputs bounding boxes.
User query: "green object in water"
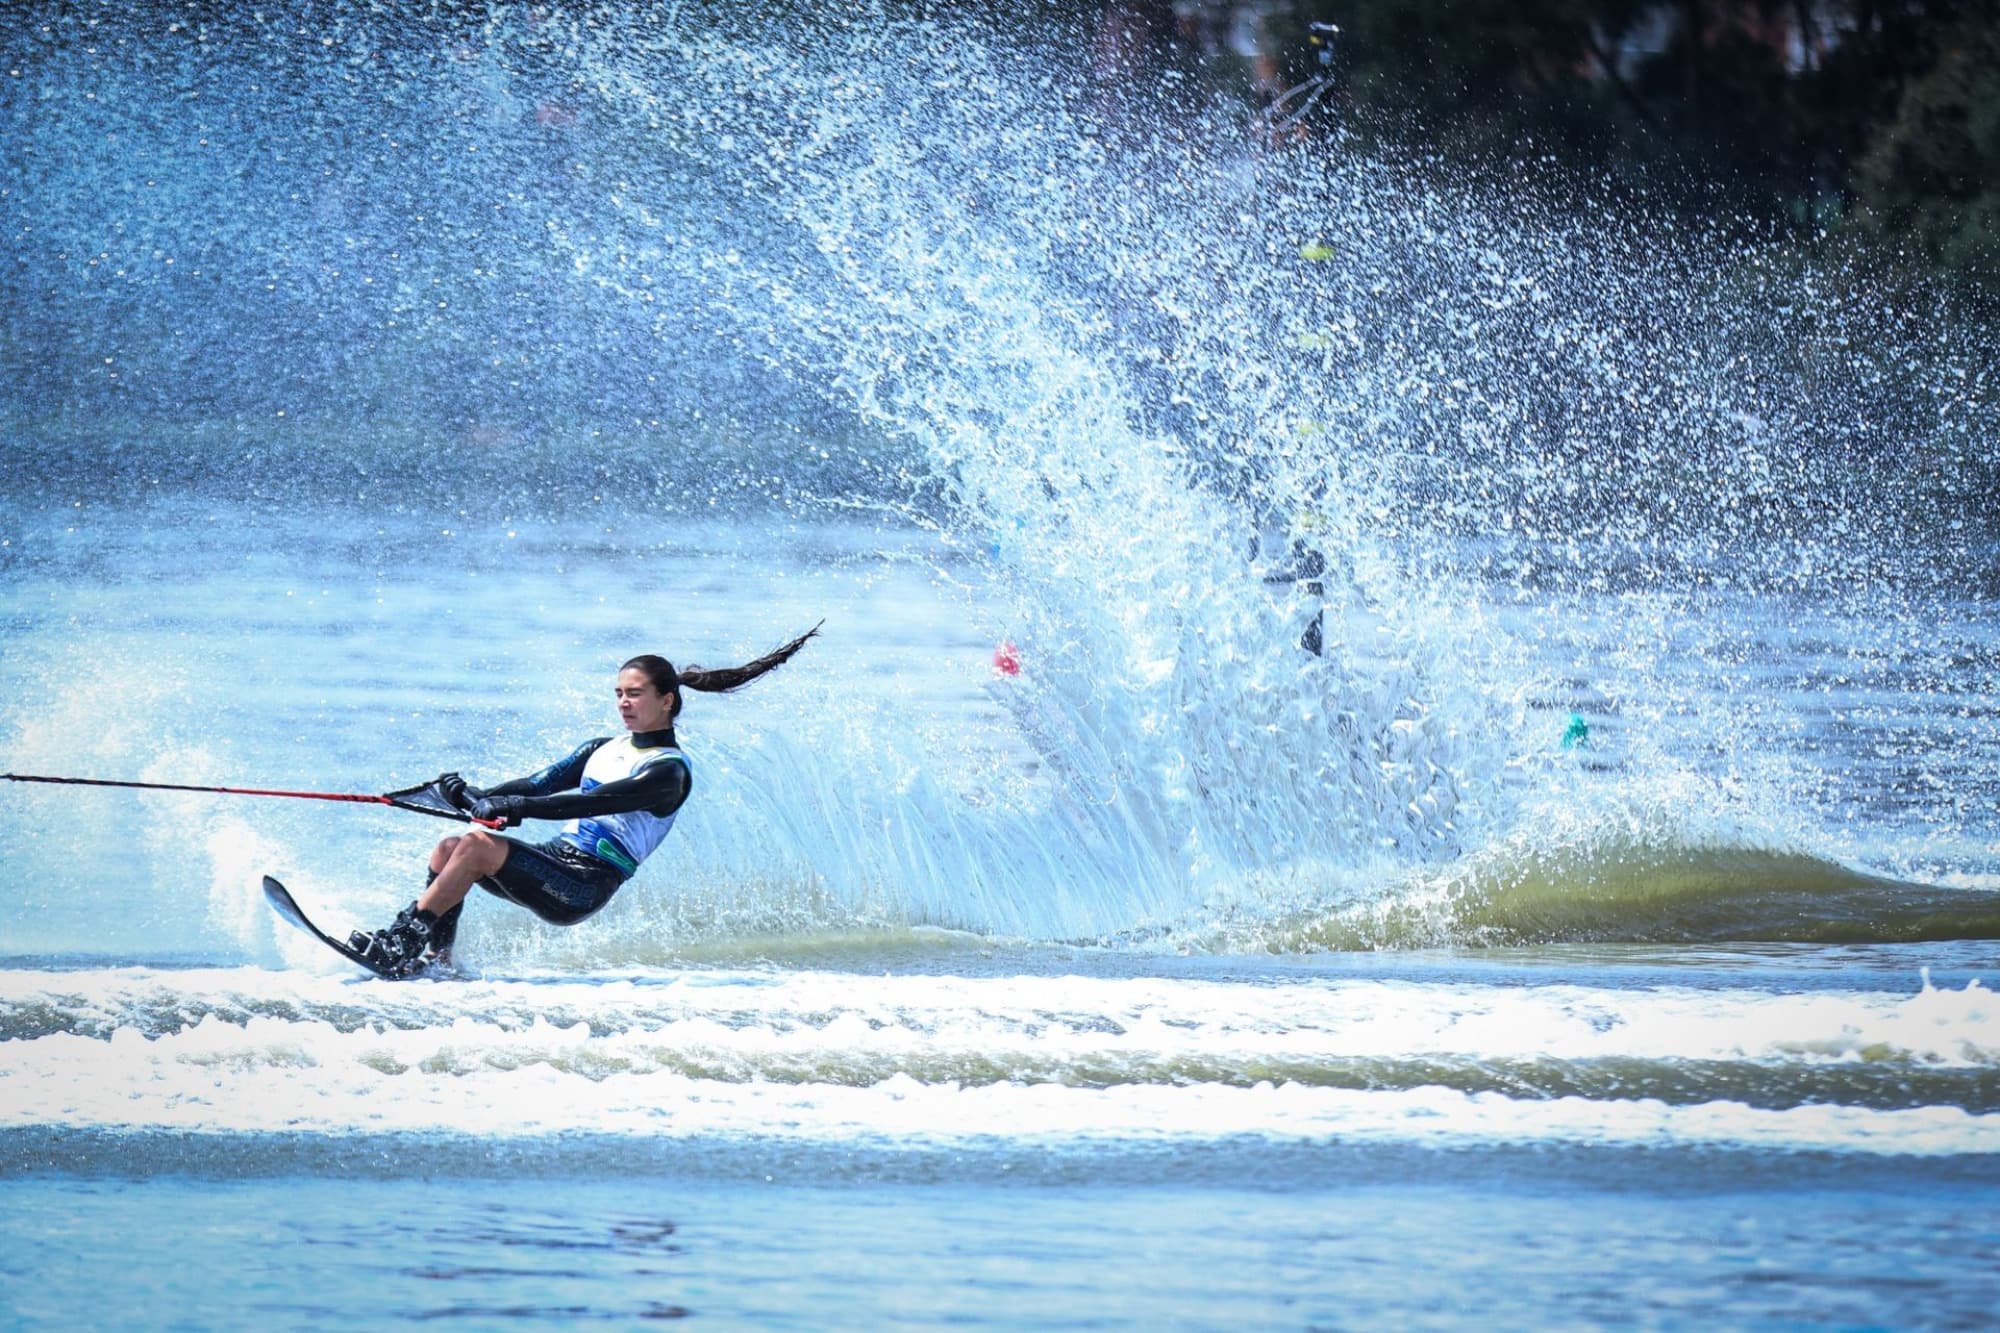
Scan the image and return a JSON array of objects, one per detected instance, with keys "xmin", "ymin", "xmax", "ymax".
[{"xmin": 1561, "ymin": 713, "xmax": 1591, "ymax": 749}]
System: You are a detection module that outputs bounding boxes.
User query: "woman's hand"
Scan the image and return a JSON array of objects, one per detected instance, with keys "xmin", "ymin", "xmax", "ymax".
[
  {"xmin": 434, "ymin": 772, "xmax": 484, "ymax": 811},
  {"xmin": 470, "ymin": 795, "xmax": 525, "ymax": 828}
]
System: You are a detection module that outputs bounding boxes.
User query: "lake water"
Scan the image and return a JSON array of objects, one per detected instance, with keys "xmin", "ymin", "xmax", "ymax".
[
  {"xmin": 4, "ymin": 505, "xmax": 1996, "ymax": 1328},
  {"xmin": 3, "ymin": 5, "xmax": 1997, "ymax": 1328}
]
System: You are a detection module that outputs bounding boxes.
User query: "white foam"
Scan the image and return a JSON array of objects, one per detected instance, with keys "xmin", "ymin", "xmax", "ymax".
[{"xmin": 2, "ymin": 967, "xmax": 1992, "ymax": 1155}]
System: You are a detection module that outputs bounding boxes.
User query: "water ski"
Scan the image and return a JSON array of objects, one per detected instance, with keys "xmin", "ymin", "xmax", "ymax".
[{"xmin": 263, "ymin": 875, "xmax": 418, "ymax": 980}]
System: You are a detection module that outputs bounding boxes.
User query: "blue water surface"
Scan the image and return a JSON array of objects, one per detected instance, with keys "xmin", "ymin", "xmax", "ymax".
[{"xmin": 5, "ymin": 1167, "xmax": 1998, "ymax": 1330}]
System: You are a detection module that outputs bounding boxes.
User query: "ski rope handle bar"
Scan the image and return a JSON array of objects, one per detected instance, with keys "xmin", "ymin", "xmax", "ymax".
[{"xmin": 1, "ymin": 772, "xmax": 506, "ymax": 829}]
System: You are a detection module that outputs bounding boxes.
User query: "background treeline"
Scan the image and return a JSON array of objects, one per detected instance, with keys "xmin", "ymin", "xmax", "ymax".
[{"xmin": 1223, "ymin": 0, "xmax": 1997, "ymax": 302}]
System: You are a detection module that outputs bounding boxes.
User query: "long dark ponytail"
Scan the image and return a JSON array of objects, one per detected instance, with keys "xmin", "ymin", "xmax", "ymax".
[{"xmin": 622, "ymin": 622, "xmax": 821, "ymax": 721}]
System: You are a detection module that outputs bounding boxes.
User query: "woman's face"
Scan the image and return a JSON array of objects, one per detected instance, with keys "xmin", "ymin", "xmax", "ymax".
[{"xmin": 614, "ymin": 667, "xmax": 675, "ymax": 733}]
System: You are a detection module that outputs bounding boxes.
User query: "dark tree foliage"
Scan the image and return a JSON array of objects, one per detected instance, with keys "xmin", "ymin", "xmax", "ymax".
[
  {"xmin": 1845, "ymin": 14, "xmax": 2000, "ymax": 290},
  {"xmin": 1254, "ymin": 0, "xmax": 1999, "ymax": 298}
]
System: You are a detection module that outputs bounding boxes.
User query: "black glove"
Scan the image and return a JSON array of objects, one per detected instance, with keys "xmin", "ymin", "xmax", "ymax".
[
  {"xmin": 433, "ymin": 772, "xmax": 481, "ymax": 811},
  {"xmin": 470, "ymin": 795, "xmax": 526, "ymax": 828}
]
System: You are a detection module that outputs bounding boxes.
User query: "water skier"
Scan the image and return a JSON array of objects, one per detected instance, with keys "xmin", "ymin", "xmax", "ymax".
[{"xmin": 348, "ymin": 626, "xmax": 820, "ymax": 975}]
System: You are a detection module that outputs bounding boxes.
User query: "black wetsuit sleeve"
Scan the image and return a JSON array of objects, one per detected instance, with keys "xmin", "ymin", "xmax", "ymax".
[
  {"xmin": 504, "ymin": 755, "xmax": 691, "ymax": 822},
  {"xmin": 479, "ymin": 739, "xmax": 609, "ymax": 799}
]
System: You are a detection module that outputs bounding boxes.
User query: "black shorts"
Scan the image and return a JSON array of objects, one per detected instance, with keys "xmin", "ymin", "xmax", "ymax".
[{"xmin": 477, "ymin": 837, "xmax": 629, "ymax": 926}]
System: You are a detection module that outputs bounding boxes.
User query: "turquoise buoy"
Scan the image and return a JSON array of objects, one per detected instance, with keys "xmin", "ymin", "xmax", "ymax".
[{"xmin": 1561, "ymin": 713, "xmax": 1591, "ymax": 749}]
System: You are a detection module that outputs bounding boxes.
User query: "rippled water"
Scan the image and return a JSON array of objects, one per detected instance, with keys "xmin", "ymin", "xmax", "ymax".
[{"xmin": 5, "ymin": 1171, "xmax": 1992, "ymax": 1330}]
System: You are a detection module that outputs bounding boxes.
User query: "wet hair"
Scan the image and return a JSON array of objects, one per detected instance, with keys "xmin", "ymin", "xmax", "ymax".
[{"xmin": 621, "ymin": 622, "xmax": 821, "ymax": 721}]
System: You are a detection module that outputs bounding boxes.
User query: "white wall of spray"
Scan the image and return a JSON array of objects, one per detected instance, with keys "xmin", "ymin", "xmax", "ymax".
[
  {"xmin": 542, "ymin": 6, "xmax": 1995, "ymax": 946},
  {"xmin": 530, "ymin": 10, "xmax": 1585, "ymax": 943}
]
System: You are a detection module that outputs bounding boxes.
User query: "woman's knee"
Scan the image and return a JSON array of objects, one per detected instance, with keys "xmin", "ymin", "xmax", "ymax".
[{"xmin": 452, "ymin": 829, "xmax": 511, "ymax": 872}]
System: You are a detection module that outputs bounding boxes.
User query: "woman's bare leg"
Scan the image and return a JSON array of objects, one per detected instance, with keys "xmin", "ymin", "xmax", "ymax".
[{"xmin": 418, "ymin": 830, "xmax": 510, "ymax": 916}]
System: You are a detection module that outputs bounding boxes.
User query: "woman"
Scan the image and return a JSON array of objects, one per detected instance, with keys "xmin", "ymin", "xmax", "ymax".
[{"xmin": 350, "ymin": 626, "xmax": 820, "ymax": 975}]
